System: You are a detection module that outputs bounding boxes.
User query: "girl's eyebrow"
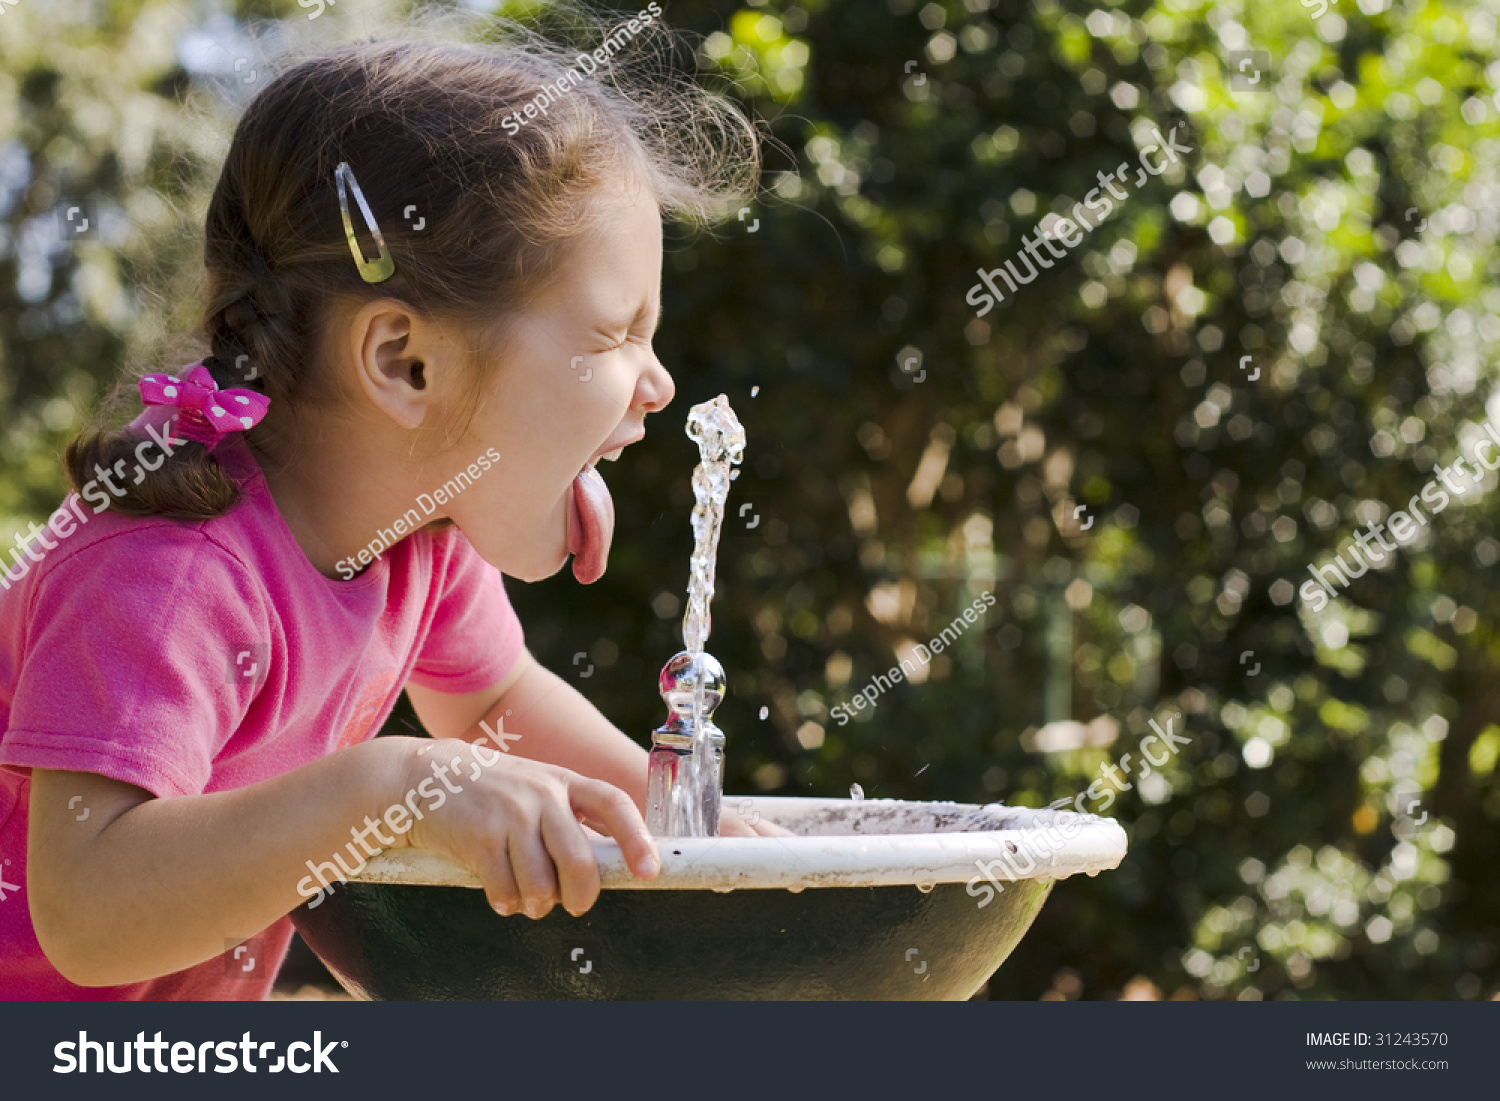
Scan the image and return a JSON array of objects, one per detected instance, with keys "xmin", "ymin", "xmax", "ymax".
[
  {"xmin": 595, "ymin": 297, "xmax": 657, "ymax": 336},
  {"xmin": 629, "ymin": 297, "xmax": 660, "ymax": 335}
]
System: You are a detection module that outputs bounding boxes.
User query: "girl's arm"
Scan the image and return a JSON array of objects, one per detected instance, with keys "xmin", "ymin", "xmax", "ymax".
[
  {"xmin": 407, "ymin": 648, "xmax": 648, "ymax": 811},
  {"xmin": 406, "ymin": 651, "xmax": 793, "ymax": 837},
  {"xmin": 28, "ymin": 729, "xmax": 660, "ymax": 987},
  {"xmin": 29, "ymin": 737, "xmax": 411, "ymax": 986}
]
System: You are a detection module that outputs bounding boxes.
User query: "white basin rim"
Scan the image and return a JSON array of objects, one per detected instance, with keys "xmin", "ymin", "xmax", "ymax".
[{"xmin": 342, "ymin": 797, "xmax": 1129, "ymax": 892}]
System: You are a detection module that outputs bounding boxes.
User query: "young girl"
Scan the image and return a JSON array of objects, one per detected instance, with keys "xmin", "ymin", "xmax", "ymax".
[{"xmin": 0, "ymin": 31, "xmax": 784, "ymax": 1000}]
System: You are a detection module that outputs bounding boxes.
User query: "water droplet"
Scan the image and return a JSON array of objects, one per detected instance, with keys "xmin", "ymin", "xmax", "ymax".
[
  {"xmin": 758, "ymin": 706, "xmax": 769, "ymax": 720},
  {"xmin": 786, "ymin": 884, "xmax": 805, "ymax": 893},
  {"xmin": 712, "ymin": 886, "xmax": 735, "ymax": 894},
  {"xmin": 750, "ymin": 386, "xmax": 759, "ymax": 397},
  {"xmin": 849, "ymin": 783, "xmax": 865, "ymax": 801},
  {"xmin": 916, "ymin": 881, "xmax": 936, "ymax": 894},
  {"xmin": 729, "ymin": 469, "xmax": 740, "ymax": 480}
]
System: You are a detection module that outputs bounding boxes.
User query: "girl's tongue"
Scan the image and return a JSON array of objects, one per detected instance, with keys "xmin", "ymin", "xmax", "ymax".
[{"xmin": 566, "ymin": 463, "xmax": 615, "ymax": 584}]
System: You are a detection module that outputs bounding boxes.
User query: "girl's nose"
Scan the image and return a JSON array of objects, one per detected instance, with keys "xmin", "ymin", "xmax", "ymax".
[{"xmin": 638, "ymin": 355, "xmax": 675, "ymax": 414}]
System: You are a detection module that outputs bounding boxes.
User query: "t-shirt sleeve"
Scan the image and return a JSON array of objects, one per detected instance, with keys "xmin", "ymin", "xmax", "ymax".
[
  {"xmin": 407, "ymin": 529, "xmax": 526, "ymax": 694},
  {"xmin": 0, "ymin": 527, "xmax": 272, "ymax": 799}
]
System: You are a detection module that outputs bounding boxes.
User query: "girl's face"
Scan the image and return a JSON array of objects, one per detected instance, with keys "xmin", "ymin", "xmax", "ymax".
[{"xmin": 443, "ymin": 185, "xmax": 674, "ymax": 583}]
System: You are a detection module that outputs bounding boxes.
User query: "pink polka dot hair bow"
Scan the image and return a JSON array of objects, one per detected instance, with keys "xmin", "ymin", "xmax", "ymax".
[{"xmin": 138, "ymin": 364, "xmax": 270, "ymax": 450}]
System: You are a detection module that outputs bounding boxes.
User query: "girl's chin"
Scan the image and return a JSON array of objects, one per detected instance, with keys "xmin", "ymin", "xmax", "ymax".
[
  {"xmin": 459, "ymin": 502, "xmax": 572, "ymax": 582},
  {"xmin": 504, "ymin": 540, "xmax": 570, "ymax": 583},
  {"xmin": 458, "ymin": 532, "xmax": 565, "ymax": 584},
  {"xmin": 490, "ymin": 559, "xmax": 563, "ymax": 585}
]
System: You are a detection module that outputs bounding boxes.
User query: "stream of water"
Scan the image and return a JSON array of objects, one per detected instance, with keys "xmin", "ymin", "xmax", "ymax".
[
  {"xmin": 646, "ymin": 395, "xmax": 744, "ymax": 837},
  {"xmin": 682, "ymin": 395, "xmax": 745, "ymax": 655}
]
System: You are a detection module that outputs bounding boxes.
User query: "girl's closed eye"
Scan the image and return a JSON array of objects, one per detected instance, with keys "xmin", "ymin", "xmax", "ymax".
[{"xmin": 593, "ymin": 302, "xmax": 659, "ymax": 355}]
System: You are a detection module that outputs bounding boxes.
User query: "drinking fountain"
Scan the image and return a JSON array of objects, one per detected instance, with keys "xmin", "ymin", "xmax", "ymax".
[{"xmin": 289, "ymin": 395, "xmax": 1129, "ymax": 999}]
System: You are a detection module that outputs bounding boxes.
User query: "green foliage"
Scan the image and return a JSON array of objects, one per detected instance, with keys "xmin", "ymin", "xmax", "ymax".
[{"xmin": 4, "ymin": 0, "xmax": 1500, "ymax": 1000}]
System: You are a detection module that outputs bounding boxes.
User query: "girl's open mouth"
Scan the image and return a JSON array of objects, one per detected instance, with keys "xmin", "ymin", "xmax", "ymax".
[{"xmin": 565, "ymin": 462, "xmax": 615, "ymax": 584}]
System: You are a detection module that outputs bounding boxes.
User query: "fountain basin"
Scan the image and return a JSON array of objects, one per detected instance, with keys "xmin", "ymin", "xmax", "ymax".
[{"xmin": 290, "ymin": 797, "xmax": 1126, "ymax": 1000}]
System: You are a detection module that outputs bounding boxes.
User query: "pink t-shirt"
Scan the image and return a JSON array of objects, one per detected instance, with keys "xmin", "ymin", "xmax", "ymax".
[{"xmin": 0, "ymin": 429, "xmax": 525, "ymax": 999}]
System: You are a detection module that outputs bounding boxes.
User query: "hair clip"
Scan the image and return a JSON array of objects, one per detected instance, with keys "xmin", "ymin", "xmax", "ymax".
[{"xmin": 334, "ymin": 162, "xmax": 396, "ymax": 284}]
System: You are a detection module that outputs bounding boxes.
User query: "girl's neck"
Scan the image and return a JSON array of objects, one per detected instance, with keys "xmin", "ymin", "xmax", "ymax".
[{"xmin": 248, "ymin": 416, "xmax": 445, "ymax": 580}]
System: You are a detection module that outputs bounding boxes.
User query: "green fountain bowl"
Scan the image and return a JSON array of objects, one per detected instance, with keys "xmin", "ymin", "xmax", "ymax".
[{"xmin": 289, "ymin": 797, "xmax": 1126, "ymax": 1001}]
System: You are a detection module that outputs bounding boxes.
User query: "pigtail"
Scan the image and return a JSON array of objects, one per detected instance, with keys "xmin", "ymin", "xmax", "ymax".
[{"xmin": 63, "ymin": 429, "xmax": 239, "ymax": 521}]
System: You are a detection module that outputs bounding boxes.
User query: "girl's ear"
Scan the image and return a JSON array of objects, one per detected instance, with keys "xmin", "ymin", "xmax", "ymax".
[{"xmin": 350, "ymin": 303, "xmax": 435, "ymax": 430}]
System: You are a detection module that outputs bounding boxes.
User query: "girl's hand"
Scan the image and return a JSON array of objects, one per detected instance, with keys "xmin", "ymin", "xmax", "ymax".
[
  {"xmin": 399, "ymin": 740, "xmax": 660, "ymax": 919},
  {"xmin": 718, "ymin": 805, "xmax": 795, "ymax": 837}
]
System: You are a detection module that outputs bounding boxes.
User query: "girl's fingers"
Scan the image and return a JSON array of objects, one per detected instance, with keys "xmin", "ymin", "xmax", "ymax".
[
  {"xmin": 719, "ymin": 807, "xmax": 794, "ymax": 836},
  {"xmin": 569, "ymin": 778, "xmax": 660, "ymax": 880},
  {"xmin": 752, "ymin": 820, "xmax": 796, "ymax": 837},
  {"xmin": 507, "ymin": 825, "xmax": 560, "ymax": 918},
  {"xmin": 717, "ymin": 810, "xmax": 756, "ymax": 837},
  {"xmin": 541, "ymin": 801, "xmax": 601, "ymax": 916},
  {"xmin": 477, "ymin": 840, "xmax": 523, "ymax": 916}
]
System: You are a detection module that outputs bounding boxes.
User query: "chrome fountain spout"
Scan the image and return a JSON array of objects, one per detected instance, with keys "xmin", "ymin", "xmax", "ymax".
[
  {"xmin": 646, "ymin": 651, "xmax": 726, "ymax": 837},
  {"xmin": 646, "ymin": 395, "xmax": 744, "ymax": 838}
]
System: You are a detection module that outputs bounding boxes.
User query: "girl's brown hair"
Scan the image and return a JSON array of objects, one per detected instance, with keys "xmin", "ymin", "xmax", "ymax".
[{"xmin": 65, "ymin": 20, "xmax": 758, "ymax": 519}]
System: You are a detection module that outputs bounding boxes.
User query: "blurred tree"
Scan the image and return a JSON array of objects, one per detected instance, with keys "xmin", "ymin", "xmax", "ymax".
[{"xmin": 3, "ymin": 0, "xmax": 1498, "ymax": 1000}]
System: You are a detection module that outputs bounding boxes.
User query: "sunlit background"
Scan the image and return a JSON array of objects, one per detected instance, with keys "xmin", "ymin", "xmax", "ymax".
[{"xmin": 3, "ymin": 0, "xmax": 1499, "ymax": 1000}]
